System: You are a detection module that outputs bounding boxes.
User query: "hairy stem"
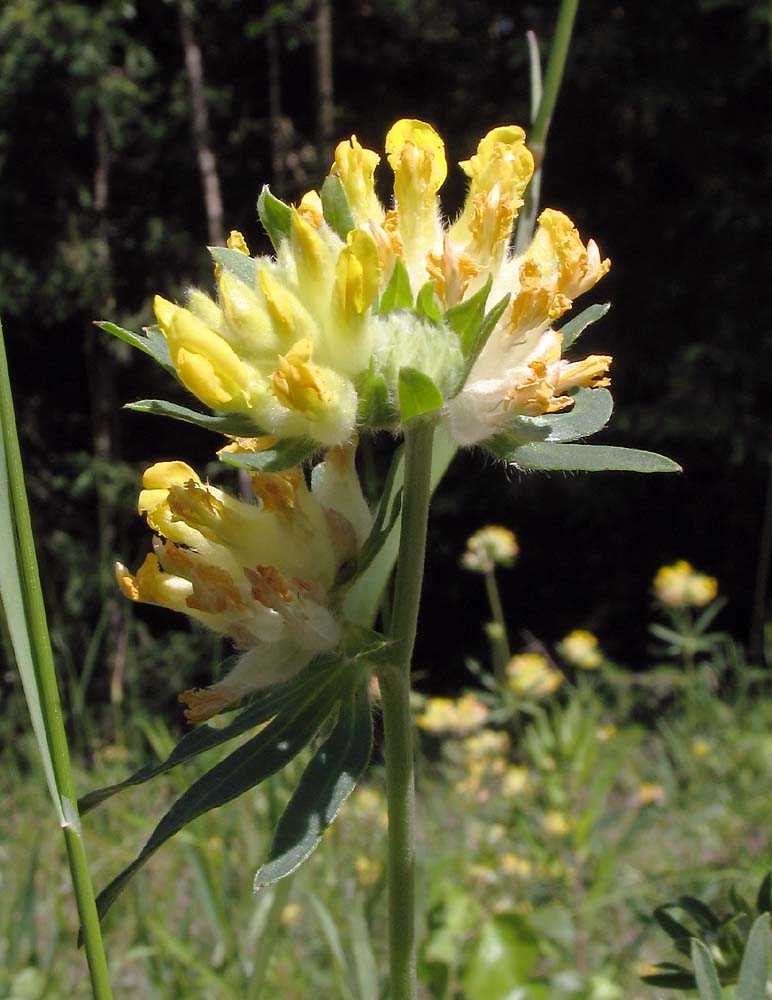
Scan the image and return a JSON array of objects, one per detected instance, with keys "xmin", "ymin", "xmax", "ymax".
[{"xmin": 378, "ymin": 418, "xmax": 435, "ymax": 1000}]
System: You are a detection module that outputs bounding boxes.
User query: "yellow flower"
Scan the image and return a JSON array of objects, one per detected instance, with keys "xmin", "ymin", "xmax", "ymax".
[
  {"xmin": 557, "ymin": 629, "xmax": 603, "ymax": 670},
  {"xmin": 505, "ymin": 652, "xmax": 563, "ymax": 699},
  {"xmin": 416, "ymin": 694, "xmax": 489, "ymax": 734},
  {"xmin": 542, "ymin": 810, "xmax": 572, "ymax": 837},
  {"xmin": 692, "ymin": 738, "xmax": 711, "ymax": 760},
  {"xmin": 500, "ymin": 852, "xmax": 533, "ymax": 878},
  {"xmin": 116, "ymin": 444, "xmax": 371, "ymax": 721},
  {"xmin": 142, "ymin": 120, "xmax": 610, "ymax": 451},
  {"xmin": 629, "ymin": 783, "xmax": 665, "ymax": 808},
  {"xmin": 461, "ymin": 525, "xmax": 519, "ymax": 573},
  {"xmin": 653, "ymin": 561, "xmax": 719, "ymax": 608}
]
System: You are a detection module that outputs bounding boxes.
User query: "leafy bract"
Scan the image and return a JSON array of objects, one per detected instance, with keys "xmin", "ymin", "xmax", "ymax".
[
  {"xmin": 485, "ymin": 388, "xmax": 614, "ymax": 453},
  {"xmin": 377, "ymin": 259, "xmax": 413, "ymax": 313},
  {"xmin": 447, "ymin": 292, "xmax": 510, "ymax": 398},
  {"xmin": 558, "ymin": 301, "xmax": 611, "ymax": 349},
  {"xmin": 504, "ymin": 442, "xmax": 681, "ymax": 473},
  {"xmin": 218, "ymin": 436, "xmax": 317, "ymax": 473},
  {"xmin": 208, "ymin": 246, "xmax": 258, "ymax": 287},
  {"xmin": 125, "ymin": 398, "xmax": 262, "ymax": 436},
  {"xmin": 95, "ymin": 321, "xmax": 175, "ymax": 377},
  {"xmin": 398, "ymin": 367, "xmax": 444, "ymax": 423},
  {"xmin": 257, "ymin": 185, "xmax": 292, "ymax": 250},
  {"xmin": 321, "ymin": 174, "xmax": 355, "ymax": 240},
  {"xmin": 90, "ymin": 657, "xmax": 356, "ymax": 927},
  {"xmin": 254, "ymin": 678, "xmax": 373, "ymax": 887}
]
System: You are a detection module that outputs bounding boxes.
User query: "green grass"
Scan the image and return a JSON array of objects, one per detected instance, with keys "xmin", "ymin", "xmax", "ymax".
[{"xmin": 2, "ymin": 668, "xmax": 772, "ymax": 1000}]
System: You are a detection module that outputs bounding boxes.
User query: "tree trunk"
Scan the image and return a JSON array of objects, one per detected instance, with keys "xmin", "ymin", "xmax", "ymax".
[{"xmin": 178, "ymin": 0, "xmax": 226, "ymax": 246}]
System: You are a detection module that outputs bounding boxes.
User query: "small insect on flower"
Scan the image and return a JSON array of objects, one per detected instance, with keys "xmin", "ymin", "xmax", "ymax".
[{"xmin": 115, "ymin": 440, "xmax": 372, "ymax": 722}]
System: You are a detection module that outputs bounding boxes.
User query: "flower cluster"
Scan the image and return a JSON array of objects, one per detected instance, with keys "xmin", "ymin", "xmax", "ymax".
[
  {"xmin": 505, "ymin": 652, "xmax": 563, "ymax": 699},
  {"xmin": 116, "ymin": 441, "xmax": 371, "ymax": 720},
  {"xmin": 653, "ymin": 560, "xmax": 718, "ymax": 609},
  {"xmin": 149, "ymin": 119, "xmax": 611, "ymax": 450},
  {"xmin": 557, "ymin": 629, "xmax": 603, "ymax": 670},
  {"xmin": 461, "ymin": 525, "xmax": 519, "ymax": 574}
]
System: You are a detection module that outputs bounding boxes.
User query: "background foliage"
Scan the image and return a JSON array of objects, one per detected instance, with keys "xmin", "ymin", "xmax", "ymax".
[{"xmin": 0, "ymin": 0, "xmax": 770, "ymax": 712}]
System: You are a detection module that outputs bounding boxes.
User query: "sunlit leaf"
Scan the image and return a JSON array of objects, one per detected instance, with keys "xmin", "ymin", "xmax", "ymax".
[
  {"xmin": 218, "ymin": 437, "xmax": 317, "ymax": 473},
  {"xmin": 506, "ymin": 442, "xmax": 682, "ymax": 473},
  {"xmin": 321, "ymin": 174, "xmax": 355, "ymax": 240},
  {"xmin": 559, "ymin": 301, "xmax": 611, "ymax": 349},
  {"xmin": 257, "ymin": 185, "xmax": 292, "ymax": 250},
  {"xmin": 398, "ymin": 367, "xmax": 444, "ymax": 423},
  {"xmin": 125, "ymin": 398, "xmax": 262, "ymax": 436},
  {"xmin": 208, "ymin": 246, "xmax": 257, "ymax": 287}
]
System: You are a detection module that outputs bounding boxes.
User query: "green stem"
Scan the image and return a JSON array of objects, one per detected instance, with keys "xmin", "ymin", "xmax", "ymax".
[
  {"xmin": 0, "ymin": 324, "xmax": 113, "ymax": 999},
  {"xmin": 377, "ymin": 418, "xmax": 435, "ymax": 1000},
  {"xmin": 515, "ymin": 0, "xmax": 582, "ymax": 252},
  {"xmin": 484, "ymin": 569, "xmax": 510, "ymax": 685}
]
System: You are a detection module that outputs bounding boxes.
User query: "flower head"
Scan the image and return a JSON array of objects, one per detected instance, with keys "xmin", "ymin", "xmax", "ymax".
[
  {"xmin": 143, "ymin": 121, "xmax": 611, "ymax": 454},
  {"xmin": 415, "ymin": 693, "xmax": 489, "ymax": 734},
  {"xmin": 116, "ymin": 443, "xmax": 371, "ymax": 721},
  {"xmin": 653, "ymin": 560, "xmax": 718, "ymax": 609},
  {"xmin": 557, "ymin": 629, "xmax": 603, "ymax": 670},
  {"xmin": 461, "ymin": 525, "xmax": 519, "ymax": 573},
  {"xmin": 505, "ymin": 652, "xmax": 562, "ymax": 699}
]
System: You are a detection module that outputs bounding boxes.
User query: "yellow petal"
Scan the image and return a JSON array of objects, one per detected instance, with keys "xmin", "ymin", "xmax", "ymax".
[
  {"xmin": 335, "ymin": 228, "xmax": 381, "ymax": 317},
  {"xmin": 332, "ymin": 134, "xmax": 383, "ymax": 224},
  {"xmin": 385, "ymin": 119, "xmax": 447, "ymax": 192}
]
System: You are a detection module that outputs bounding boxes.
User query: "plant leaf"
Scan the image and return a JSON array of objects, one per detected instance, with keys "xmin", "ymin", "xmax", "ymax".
[
  {"xmin": 91, "ymin": 660, "xmax": 352, "ymax": 927},
  {"xmin": 506, "ymin": 442, "xmax": 682, "ymax": 473},
  {"xmin": 254, "ymin": 679, "xmax": 373, "ymax": 887},
  {"xmin": 691, "ymin": 939, "xmax": 723, "ymax": 1000},
  {"xmin": 737, "ymin": 913, "xmax": 771, "ymax": 1000},
  {"xmin": 487, "ymin": 387, "xmax": 614, "ymax": 452},
  {"xmin": 444, "ymin": 275, "xmax": 492, "ymax": 356},
  {"xmin": 398, "ymin": 367, "xmax": 444, "ymax": 423},
  {"xmin": 218, "ymin": 437, "xmax": 317, "ymax": 473},
  {"xmin": 355, "ymin": 360, "xmax": 397, "ymax": 428},
  {"xmin": 321, "ymin": 174, "xmax": 355, "ymax": 240},
  {"xmin": 460, "ymin": 913, "xmax": 539, "ymax": 999},
  {"xmin": 448, "ymin": 293, "xmax": 510, "ymax": 398},
  {"xmin": 208, "ymin": 246, "xmax": 258, "ymax": 287},
  {"xmin": 377, "ymin": 258, "xmax": 413, "ymax": 313},
  {"xmin": 559, "ymin": 302, "xmax": 611, "ymax": 349},
  {"xmin": 757, "ymin": 872, "xmax": 772, "ymax": 915},
  {"xmin": 78, "ymin": 661, "xmax": 335, "ymax": 814},
  {"xmin": 125, "ymin": 399, "xmax": 263, "ymax": 436},
  {"xmin": 257, "ymin": 185, "xmax": 292, "ymax": 250},
  {"xmin": 95, "ymin": 321, "xmax": 175, "ymax": 377},
  {"xmin": 416, "ymin": 281, "xmax": 442, "ymax": 325}
]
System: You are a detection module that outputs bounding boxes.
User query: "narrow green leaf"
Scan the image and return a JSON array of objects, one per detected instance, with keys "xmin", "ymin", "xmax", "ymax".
[
  {"xmin": 448, "ymin": 293, "xmax": 510, "ymax": 398},
  {"xmin": 257, "ymin": 185, "xmax": 292, "ymax": 250},
  {"xmin": 653, "ymin": 905, "xmax": 694, "ymax": 943},
  {"xmin": 416, "ymin": 281, "xmax": 442, "ymax": 325},
  {"xmin": 488, "ymin": 388, "xmax": 614, "ymax": 453},
  {"xmin": 756, "ymin": 872, "xmax": 772, "ymax": 915},
  {"xmin": 208, "ymin": 246, "xmax": 258, "ymax": 287},
  {"xmin": 125, "ymin": 399, "xmax": 263, "ymax": 436},
  {"xmin": 321, "ymin": 174, "xmax": 355, "ymax": 240},
  {"xmin": 95, "ymin": 320, "xmax": 175, "ymax": 376},
  {"xmin": 79, "ymin": 661, "xmax": 333, "ymax": 814},
  {"xmin": 92, "ymin": 663, "xmax": 351, "ymax": 925},
  {"xmin": 460, "ymin": 913, "xmax": 539, "ymax": 999},
  {"xmin": 691, "ymin": 940, "xmax": 723, "ymax": 1000},
  {"xmin": 507, "ymin": 442, "xmax": 682, "ymax": 473},
  {"xmin": 377, "ymin": 258, "xmax": 413, "ymax": 313},
  {"xmin": 255, "ymin": 680, "xmax": 373, "ymax": 887},
  {"xmin": 444, "ymin": 274, "xmax": 492, "ymax": 355},
  {"xmin": 353, "ymin": 444, "xmax": 405, "ymax": 580},
  {"xmin": 675, "ymin": 897, "xmax": 721, "ymax": 932},
  {"xmin": 737, "ymin": 913, "xmax": 770, "ymax": 1000},
  {"xmin": 640, "ymin": 971, "xmax": 697, "ymax": 989},
  {"xmin": 559, "ymin": 301, "xmax": 611, "ymax": 349},
  {"xmin": 219, "ymin": 436, "xmax": 317, "ymax": 473},
  {"xmin": 398, "ymin": 367, "xmax": 444, "ymax": 423}
]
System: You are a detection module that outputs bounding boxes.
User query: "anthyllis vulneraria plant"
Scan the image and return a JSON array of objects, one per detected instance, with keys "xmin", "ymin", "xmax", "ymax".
[{"xmin": 85, "ymin": 117, "xmax": 679, "ymax": 999}]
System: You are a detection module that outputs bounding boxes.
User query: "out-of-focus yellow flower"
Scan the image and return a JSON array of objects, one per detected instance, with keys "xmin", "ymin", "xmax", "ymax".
[
  {"xmin": 281, "ymin": 902, "xmax": 303, "ymax": 929},
  {"xmin": 351, "ymin": 784, "xmax": 388, "ymax": 830},
  {"xmin": 416, "ymin": 694, "xmax": 489, "ymax": 734},
  {"xmin": 692, "ymin": 738, "xmax": 711, "ymax": 760},
  {"xmin": 144, "ymin": 120, "xmax": 610, "ymax": 450},
  {"xmin": 557, "ymin": 629, "xmax": 603, "ymax": 670},
  {"xmin": 116, "ymin": 443, "xmax": 371, "ymax": 722},
  {"xmin": 501, "ymin": 765, "xmax": 530, "ymax": 798},
  {"xmin": 506, "ymin": 652, "xmax": 563, "ymax": 699},
  {"xmin": 542, "ymin": 810, "xmax": 572, "ymax": 837},
  {"xmin": 596, "ymin": 724, "xmax": 616, "ymax": 743},
  {"xmin": 355, "ymin": 856, "xmax": 383, "ymax": 888},
  {"xmin": 653, "ymin": 561, "xmax": 718, "ymax": 609},
  {"xmin": 462, "ymin": 728, "xmax": 510, "ymax": 761},
  {"xmin": 501, "ymin": 852, "xmax": 533, "ymax": 878},
  {"xmin": 461, "ymin": 525, "xmax": 519, "ymax": 573},
  {"xmin": 629, "ymin": 782, "xmax": 665, "ymax": 808}
]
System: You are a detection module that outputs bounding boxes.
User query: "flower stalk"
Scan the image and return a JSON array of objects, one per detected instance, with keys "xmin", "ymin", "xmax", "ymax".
[{"xmin": 377, "ymin": 417, "xmax": 436, "ymax": 1000}]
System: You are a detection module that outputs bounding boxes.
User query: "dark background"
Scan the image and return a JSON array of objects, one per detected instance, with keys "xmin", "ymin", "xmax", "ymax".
[{"xmin": 1, "ymin": 0, "xmax": 769, "ymax": 714}]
